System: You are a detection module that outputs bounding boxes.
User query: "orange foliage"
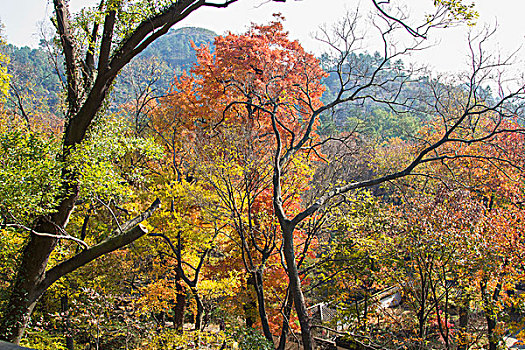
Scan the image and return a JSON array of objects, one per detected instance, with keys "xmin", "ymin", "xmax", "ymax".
[{"xmin": 146, "ymin": 17, "xmax": 326, "ymax": 335}]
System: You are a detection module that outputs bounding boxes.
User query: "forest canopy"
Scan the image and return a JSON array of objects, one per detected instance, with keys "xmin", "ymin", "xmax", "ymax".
[{"xmin": 0, "ymin": 1, "xmax": 524, "ymax": 350}]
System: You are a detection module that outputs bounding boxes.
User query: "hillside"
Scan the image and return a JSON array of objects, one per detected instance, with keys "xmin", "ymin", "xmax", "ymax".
[
  {"xmin": 3, "ymin": 27, "xmax": 217, "ymax": 117},
  {"xmin": 141, "ymin": 26, "xmax": 216, "ymax": 72},
  {"xmin": 5, "ymin": 26, "xmax": 439, "ymax": 142}
]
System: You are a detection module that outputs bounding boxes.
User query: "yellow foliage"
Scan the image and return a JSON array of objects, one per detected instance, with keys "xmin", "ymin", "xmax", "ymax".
[
  {"xmin": 0, "ymin": 37, "xmax": 10, "ymax": 102},
  {"xmin": 199, "ymin": 270, "xmax": 243, "ymax": 299}
]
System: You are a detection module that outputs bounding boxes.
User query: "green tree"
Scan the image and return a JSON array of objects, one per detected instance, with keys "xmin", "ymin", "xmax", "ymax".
[
  {"xmin": 0, "ymin": 0, "xmax": 490, "ymax": 346},
  {"xmin": 0, "ymin": 1, "xmax": 246, "ymax": 342}
]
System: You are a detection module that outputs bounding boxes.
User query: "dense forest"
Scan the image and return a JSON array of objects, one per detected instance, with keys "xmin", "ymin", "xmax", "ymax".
[{"xmin": 0, "ymin": 1, "xmax": 524, "ymax": 350}]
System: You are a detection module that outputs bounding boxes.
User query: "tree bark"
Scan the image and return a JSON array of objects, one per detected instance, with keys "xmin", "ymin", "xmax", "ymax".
[
  {"xmin": 457, "ymin": 298, "xmax": 469, "ymax": 350},
  {"xmin": 244, "ymin": 274, "xmax": 257, "ymax": 328},
  {"xmin": 282, "ymin": 223, "xmax": 313, "ymax": 350},
  {"xmin": 173, "ymin": 268, "xmax": 186, "ymax": 332},
  {"xmin": 481, "ymin": 280, "xmax": 502, "ymax": 350},
  {"xmin": 252, "ymin": 270, "xmax": 273, "ymax": 344},
  {"xmin": 194, "ymin": 290, "xmax": 204, "ymax": 331},
  {"xmin": 277, "ymin": 288, "xmax": 294, "ymax": 350},
  {"xmin": 61, "ymin": 294, "xmax": 74, "ymax": 350},
  {"xmin": 0, "ymin": 195, "xmax": 75, "ymax": 343},
  {"xmin": 0, "ymin": 200, "xmax": 160, "ymax": 343},
  {"xmin": 486, "ymin": 315, "xmax": 497, "ymax": 350}
]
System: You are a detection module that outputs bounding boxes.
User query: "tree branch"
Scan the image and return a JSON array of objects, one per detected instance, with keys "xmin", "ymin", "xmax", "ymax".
[
  {"xmin": 83, "ymin": 0, "xmax": 105, "ymax": 88},
  {"xmin": 53, "ymin": 0, "xmax": 79, "ymax": 115},
  {"xmin": 37, "ymin": 199, "xmax": 161, "ymax": 296},
  {"xmin": 97, "ymin": 8, "xmax": 116, "ymax": 72}
]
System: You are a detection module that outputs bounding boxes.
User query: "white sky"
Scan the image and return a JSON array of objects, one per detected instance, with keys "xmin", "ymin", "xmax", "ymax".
[{"xmin": 0, "ymin": 0, "xmax": 524, "ymax": 74}]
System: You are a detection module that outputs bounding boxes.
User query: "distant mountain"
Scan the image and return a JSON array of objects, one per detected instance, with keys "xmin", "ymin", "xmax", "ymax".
[
  {"xmin": 4, "ymin": 26, "xmax": 441, "ymax": 142},
  {"xmin": 109, "ymin": 27, "xmax": 217, "ymax": 109},
  {"xmin": 140, "ymin": 27, "xmax": 217, "ymax": 72},
  {"xmin": 4, "ymin": 44, "xmax": 63, "ymax": 116},
  {"xmin": 3, "ymin": 27, "xmax": 217, "ymax": 117}
]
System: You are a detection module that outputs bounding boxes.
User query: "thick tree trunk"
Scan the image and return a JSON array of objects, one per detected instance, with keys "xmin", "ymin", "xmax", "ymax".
[
  {"xmin": 0, "ymin": 198, "xmax": 159, "ymax": 343},
  {"xmin": 282, "ymin": 224, "xmax": 313, "ymax": 350},
  {"xmin": 0, "ymin": 189, "xmax": 77, "ymax": 343},
  {"xmin": 0, "ymin": 241, "xmax": 51, "ymax": 342},
  {"xmin": 194, "ymin": 290, "xmax": 204, "ymax": 331}
]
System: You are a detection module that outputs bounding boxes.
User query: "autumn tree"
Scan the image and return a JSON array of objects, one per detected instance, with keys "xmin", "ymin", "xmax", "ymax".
[
  {"xmin": 213, "ymin": 9, "xmax": 523, "ymax": 350},
  {"xmin": 0, "ymin": 0, "xmax": 515, "ymax": 347},
  {"xmin": 420, "ymin": 122, "xmax": 525, "ymax": 350},
  {"xmin": 387, "ymin": 160, "xmax": 525, "ymax": 350},
  {"xmin": 305, "ymin": 115, "xmax": 525, "ymax": 348},
  {"xmin": 150, "ymin": 18, "xmax": 323, "ymax": 343},
  {"xmin": 0, "ymin": 31, "xmax": 9, "ymax": 103},
  {"xmin": 145, "ymin": 5, "xmax": 522, "ymax": 348},
  {"xmin": 0, "ymin": 0, "xmax": 263, "ymax": 343}
]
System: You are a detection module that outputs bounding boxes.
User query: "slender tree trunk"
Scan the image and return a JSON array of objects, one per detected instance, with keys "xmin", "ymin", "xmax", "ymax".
[
  {"xmin": 457, "ymin": 297, "xmax": 469, "ymax": 350},
  {"xmin": 486, "ymin": 315, "xmax": 497, "ymax": 350},
  {"xmin": 277, "ymin": 288, "xmax": 294, "ymax": 350},
  {"xmin": 193, "ymin": 290, "xmax": 204, "ymax": 331},
  {"xmin": 252, "ymin": 270, "xmax": 273, "ymax": 344},
  {"xmin": 481, "ymin": 280, "xmax": 501, "ymax": 350},
  {"xmin": 430, "ymin": 274, "xmax": 450, "ymax": 350},
  {"xmin": 244, "ymin": 274, "xmax": 257, "ymax": 328},
  {"xmin": 61, "ymin": 294, "xmax": 74, "ymax": 350},
  {"xmin": 282, "ymin": 224, "xmax": 313, "ymax": 350},
  {"xmin": 173, "ymin": 268, "xmax": 186, "ymax": 332},
  {"xmin": 417, "ymin": 277, "xmax": 428, "ymax": 342},
  {"xmin": 363, "ymin": 290, "xmax": 369, "ymax": 331}
]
